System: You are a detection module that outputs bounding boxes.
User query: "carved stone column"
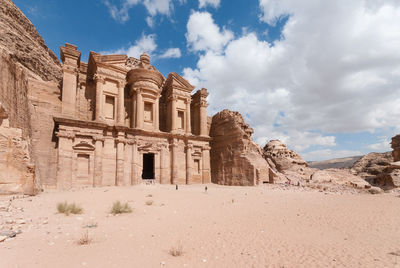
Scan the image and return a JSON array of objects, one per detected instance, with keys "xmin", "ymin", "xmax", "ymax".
[
  {"xmin": 202, "ymin": 145, "xmax": 211, "ymax": 183},
  {"xmin": 200, "ymin": 100, "xmax": 208, "ymax": 136},
  {"xmin": 186, "ymin": 143, "xmax": 193, "ymax": 184},
  {"xmin": 160, "ymin": 144, "xmax": 167, "ymax": 184},
  {"xmin": 93, "ymin": 135, "xmax": 104, "ymax": 187},
  {"xmin": 117, "ymin": 80, "xmax": 125, "ymax": 125},
  {"xmin": 130, "ymin": 139, "xmax": 139, "ymax": 185},
  {"xmin": 171, "ymin": 96, "xmax": 177, "ymax": 132},
  {"xmin": 56, "ymin": 131, "xmax": 75, "ymax": 189},
  {"xmin": 170, "ymin": 140, "xmax": 178, "ymax": 184},
  {"xmin": 155, "ymin": 98, "xmax": 160, "ymax": 131},
  {"xmin": 116, "ymin": 134, "xmax": 125, "ymax": 186},
  {"xmin": 136, "ymin": 89, "xmax": 143, "ymax": 129},
  {"xmin": 95, "ymin": 75, "xmax": 104, "ymax": 121},
  {"xmin": 185, "ymin": 98, "xmax": 191, "ymax": 134}
]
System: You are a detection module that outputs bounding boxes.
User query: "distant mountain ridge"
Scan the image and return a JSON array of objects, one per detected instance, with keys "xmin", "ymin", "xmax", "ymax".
[{"xmin": 308, "ymin": 156, "xmax": 363, "ymax": 170}]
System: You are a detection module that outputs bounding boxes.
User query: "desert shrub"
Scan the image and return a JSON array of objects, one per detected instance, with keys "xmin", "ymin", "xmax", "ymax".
[
  {"xmin": 169, "ymin": 243, "xmax": 184, "ymax": 257},
  {"xmin": 57, "ymin": 202, "xmax": 83, "ymax": 215},
  {"xmin": 77, "ymin": 230, "xmax": 92, "ymax": 245},
  {"xmin": 145, "ymin": 200, "xmax": 154, "ymax": 206},
  {"xmin": 110, "ymin": 201, "xmax": 132, "ymax": 215}
]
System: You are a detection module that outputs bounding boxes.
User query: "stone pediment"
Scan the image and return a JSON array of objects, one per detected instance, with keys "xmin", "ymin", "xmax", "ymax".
[
  {"xmin": 73, "ymin": 141, "xmax": 95, "ymax": 151},
  {"xmin": 165, "ymin": 72, "xmax": 195, "ymax": 93}
]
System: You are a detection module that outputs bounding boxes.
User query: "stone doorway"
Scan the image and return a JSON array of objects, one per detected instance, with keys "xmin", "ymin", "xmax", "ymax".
[{"xmin": 142, "ymin": 153, "xmax": 155, "ymax": 180}]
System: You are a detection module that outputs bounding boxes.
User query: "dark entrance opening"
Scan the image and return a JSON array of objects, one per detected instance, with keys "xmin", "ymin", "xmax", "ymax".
[{"xmin": 142, "ymin": 153, "xmax": 155, "ymax": 180}]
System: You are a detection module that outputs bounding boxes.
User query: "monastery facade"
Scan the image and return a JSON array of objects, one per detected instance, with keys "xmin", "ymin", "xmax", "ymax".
[{"xmin": 54, "ymin": 43, "xmax": 211, "ymax": 189}]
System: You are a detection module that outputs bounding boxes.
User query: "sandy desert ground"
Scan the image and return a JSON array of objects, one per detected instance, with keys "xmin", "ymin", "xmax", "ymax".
[{"xmin": 1, "ymin": 184, "xmax": 400, "ymax": 268}]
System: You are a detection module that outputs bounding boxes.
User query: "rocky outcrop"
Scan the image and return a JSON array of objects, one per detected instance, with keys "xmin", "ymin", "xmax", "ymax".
[
  {"xmin": 263, "ymin": 140, "xmax": 314, "ymax": 184},
  {"xmin": 210, "ymin": 110, "xmax": 272, "ymax": 186},
  {"xmin": 392, "ymin": 135, "xmax": 400, "ymax": 162},
  {"xmin": 263, "ymin": 140, "xmax": 308, "ymax": 171},
  {"xmin": 311, "ymin": 169, "xmax": 370, "ymax": 189},
  {"xmin": 351, "ymin": 152, "xmax": 393, "ymax": 178},
  {"xmin": 0, "ymin": 0, "xmax": 61, "ymax": 82}
]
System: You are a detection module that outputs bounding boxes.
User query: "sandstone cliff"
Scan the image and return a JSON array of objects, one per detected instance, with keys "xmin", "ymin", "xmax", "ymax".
[
  {"xmin": 0, "ymin": 0, "xmax": 62, "ymax": 194},
  {"xmin": 210, "ymin": 110, "xmax": 272, "ymax": 186},
  {"xmin": 0, "ymin": 0, "xmax": 61, "ymax": 82}
]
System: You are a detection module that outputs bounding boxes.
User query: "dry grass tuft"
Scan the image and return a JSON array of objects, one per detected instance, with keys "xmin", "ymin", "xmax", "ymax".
[
  {"xmin": 145, "ymin": 200, "xmax": 154, "ymax": 206},
  {"xmin": 110, "ymin": 201, "xmax": 132, "ymax": 215},
  {"xmin": 169, "ymin": 243, "xmax": 184, "ymax": 257},
  {"xmin": 146, "ymin": 194, "xmax": 153, "ymax": 197},
  {"xmin": 57, "ymin": 202, "xmax": 83, "ymax": 215},
  {"xmin": 77, "ymin": 230, "xmax": 92, "ymax": 245}
]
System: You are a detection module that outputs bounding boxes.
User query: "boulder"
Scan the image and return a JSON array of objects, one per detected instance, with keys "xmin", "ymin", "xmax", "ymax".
[
  {"xmin": 263, "ymin": 140, "xmax": 308, "ymax": 172},
  {"xmin": 210, "ymin": 110, "xmax": 273, "ymax": 186}
]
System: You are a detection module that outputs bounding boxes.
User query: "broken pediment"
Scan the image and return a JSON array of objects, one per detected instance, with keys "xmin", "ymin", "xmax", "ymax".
[{"xmin": 165, "ymin": 72, "xmax": 195, "ymax": 93}]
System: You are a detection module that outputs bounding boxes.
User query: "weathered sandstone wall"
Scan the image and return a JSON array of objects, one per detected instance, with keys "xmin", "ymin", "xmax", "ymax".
[
  {"xmin": 0, "ymin": 0, "xmax": 62, "ymax": 192},
  {"xmin": 0, "ymin": 0, "xmax": 61, "ymax": 81},
  {"xmin": 210, "ymin": 110, "xmax": 272, "ymax": 186},
  {"xmin": 0, "ymin": 107, "xmax": 35, "ymax": 195}
]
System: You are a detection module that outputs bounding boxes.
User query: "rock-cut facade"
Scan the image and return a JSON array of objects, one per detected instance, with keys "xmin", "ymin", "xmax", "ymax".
[{"xmin": 55, "ymin": 44, "xmax": 211, "ymax": 189}]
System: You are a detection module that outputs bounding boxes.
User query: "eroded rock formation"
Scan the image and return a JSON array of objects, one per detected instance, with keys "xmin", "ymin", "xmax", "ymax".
[
  {"xmin": 210, "ymin": 110, "xmax": 272, "ymax": 186},
  {"xmin": 392, "ymin": 135, "xmax": 400, "ymax": 162},
  {"xmin": 263, "ymin": 140, "xmax": 314, "ymax": 184},
  {"xmin": 351, "ymin": 152, "xmax": 393, "ymax": 178},
  {"xmin": 0, "ymin": 0, "xmax": 61, "ymax": 194},
  {"xmin": 0, "ymin": 0, "xmax": 61, "ymax": 81}
]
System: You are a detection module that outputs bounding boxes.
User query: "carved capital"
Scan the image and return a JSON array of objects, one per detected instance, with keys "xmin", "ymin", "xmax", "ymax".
[
  {"xmin": 56, "ymin": 131, "xmax": 75, "ymax": 139},
  {"xmin": 93, "ymin": 135, "xmax": 105, "ymax": 142},
  {"xmin": 115, "ymin": 137, "xmax": 127, "ymax": 144},
  {"xmin": 202, "ymin": 145, "xmax": 211, "ymax": 151},
  {"xmin": 93, "ymin": 74, "xmax": 105, "ymax": 84}
]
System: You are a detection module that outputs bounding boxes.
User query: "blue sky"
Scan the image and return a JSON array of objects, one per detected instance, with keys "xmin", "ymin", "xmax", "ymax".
[{"xmin": 13, "ymin": 0, "xmax": 400, "ymax": 161}]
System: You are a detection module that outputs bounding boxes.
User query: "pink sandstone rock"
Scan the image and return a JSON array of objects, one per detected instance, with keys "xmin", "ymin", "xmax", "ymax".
[{"xmin": 210, "ymin": 109, "xmax": 272, "ymax": 186}]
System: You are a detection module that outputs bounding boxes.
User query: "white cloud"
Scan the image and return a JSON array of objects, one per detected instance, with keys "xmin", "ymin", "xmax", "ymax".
[
  {"xmin": 105, "ymin": 0, "xmax": 173, "ymax": 24},
  {"xmin": 159, "ymin": 48, "xmax": 182, "ymax": 58},
  {"xmin": 100, "ymin": 34, "xmax": 157, "ymax": 58},
  {"xmin": 184, "ymin": 2, "xmax": 400, "ymax": 160},
  {"xmin": 199, "ymin": 0, "xmax": 220, "ymax": 9},
  {"xmin": 186, "ymin": 11, "xmax": 233, "ymax": 52},
  {"xmin": 366, "ymin": 138, "xmax": 391, "ymax": 152},
  {"xmin": 100, "ymin": 34, "xmax": 181, "ymax": 60}
]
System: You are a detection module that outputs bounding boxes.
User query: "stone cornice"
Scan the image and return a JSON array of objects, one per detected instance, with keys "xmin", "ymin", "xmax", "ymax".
[{"xmin": 53, "ymin": 116, "xmax": 211, "ymax": 142}]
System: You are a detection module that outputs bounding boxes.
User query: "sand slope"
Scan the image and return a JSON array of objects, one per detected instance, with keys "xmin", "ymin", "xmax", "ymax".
[{"xmin": 1, "ymin": 185, "xmax": 400, "ymax": 267}]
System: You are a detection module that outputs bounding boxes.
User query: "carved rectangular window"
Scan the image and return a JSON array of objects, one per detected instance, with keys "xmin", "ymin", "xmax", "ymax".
[
  {"xmin": 144, "ymin": 102, "xmax": 153, "ymax": 122},
  {"xmin": 178, "ymin": 111, "xmax": 184, "ymax": 129},
  {"xmin": 194, "ymin": 159, "xmax": 201, "ymax": 174},
  {"xmin": 77, "ymin": 154, "xmax": 90, "ymax": 176},
  {"xmin": 104, "ymin": 95, "xmax": 115, "ymax": 119}
]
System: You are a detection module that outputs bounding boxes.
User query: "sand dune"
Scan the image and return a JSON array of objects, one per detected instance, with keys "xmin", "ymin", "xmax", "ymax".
[{"xmin": 1, "ymin": 184, "xmax": 400, "ymax": 267}]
